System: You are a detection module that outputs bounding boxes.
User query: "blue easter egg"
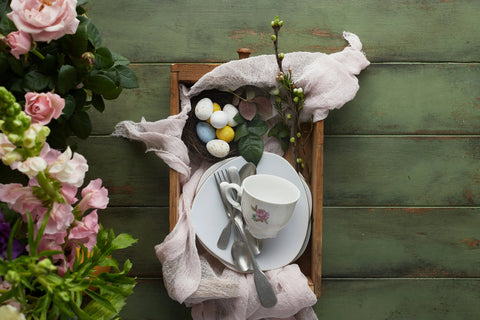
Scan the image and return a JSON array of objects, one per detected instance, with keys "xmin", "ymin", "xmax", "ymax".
[{"xmin": 196, "ymin": 122, "xmax": 216, "ymax": 143}]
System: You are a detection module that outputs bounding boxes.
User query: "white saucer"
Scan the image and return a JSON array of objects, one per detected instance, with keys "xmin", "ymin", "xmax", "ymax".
[{"xmin": 191, "ymin": 152, "xmax": 310, "ymax": 271}]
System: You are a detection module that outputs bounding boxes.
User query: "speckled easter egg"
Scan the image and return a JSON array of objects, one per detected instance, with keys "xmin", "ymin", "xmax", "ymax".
[
  {"xmin": 216, "ymin": 125, "xmax": 235, "ymax": 143},
  {"xmin": 195, "ymin": 98, "xmax": 214, "ymax": 120},
  {"xmin": 209, "ymin": 110, "xmax": 228, "ymax": 129},
  {"xmin": 206, "ymin": 139, "xmax": 230, "ymax": 158},
  {"xmin": 223, "ymin": 104, "xmax": 239, "ymax": 127},
  {"xmin": 196, "ymin": 122, "xmax": 216, "ymax": 143}
]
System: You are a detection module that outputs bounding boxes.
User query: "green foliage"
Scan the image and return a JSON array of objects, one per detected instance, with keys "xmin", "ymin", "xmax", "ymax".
[
  {"xmin": 0, "ymin": 215, "xmax": 137, "ymax": 320},
  {"xmin": 234, "ymin": 113, "xmax": 268, "ymax": 165},
  {"xmin": 0, "ymin": 1, "xmax": 138, "ymax": 149}
]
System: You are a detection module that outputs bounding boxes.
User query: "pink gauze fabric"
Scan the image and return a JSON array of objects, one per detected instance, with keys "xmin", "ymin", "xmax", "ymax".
[{"xmin": 112, "ymin": 31, "xmax": 369, "ymax": 319}]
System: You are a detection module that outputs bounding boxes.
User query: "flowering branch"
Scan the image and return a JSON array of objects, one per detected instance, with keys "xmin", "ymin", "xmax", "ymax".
[{"xmin": 268, "ymin": 16, "xmax": 312, "ymax": 173}]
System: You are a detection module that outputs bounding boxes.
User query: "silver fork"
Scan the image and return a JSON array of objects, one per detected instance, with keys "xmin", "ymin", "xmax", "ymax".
[{"xmin": 214, "ymin": 169, "xmax": 234, "ymax": 249}]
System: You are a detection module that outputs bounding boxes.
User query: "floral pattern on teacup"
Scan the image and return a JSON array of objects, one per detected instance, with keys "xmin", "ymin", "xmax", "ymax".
[{"xmin": 251, "ymin": 205, "xmax": 269, "ymax": 223}]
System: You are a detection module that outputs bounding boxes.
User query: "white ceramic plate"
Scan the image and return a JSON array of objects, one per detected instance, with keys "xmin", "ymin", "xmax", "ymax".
[
  {"xmin": 191, "ymin": 152, "xmax": 310, "ymax": 271},
  {"xmin": 195, "ymin": 157, "xmax": 238, "ymax": 195}
]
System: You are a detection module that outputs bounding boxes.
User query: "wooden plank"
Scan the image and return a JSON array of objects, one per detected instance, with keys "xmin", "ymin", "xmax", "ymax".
[
  {"xmin": 119, "ymin": 278, "xmax": 192, "ymax": 319},
  {"xmin": 314, "ymin": 279, "xmax": 480, "ymax": 320},
  {"xmin": 87, "ymin": 63, "xmax": 480, "ymax": 136},
  {"xmin": 71, "ymin": 137, "xmax": 170, "ymax": 207},
  {"xmin": 120, "ymin": 278, "xmax": 480, "ymax": 319},
  {"xmin": 325, "ymin": 64, "xmax": 480, "ymax": 135},
  {"xmin": 86, "ymin": 0, "xmax": 479, "ymax": 63},
  {"xmin": 323, "ymin": 136, "xmax": 480, "ymax": 206},
  {"xmin": 322, "ymin": 207, "xmax": 480, "ymax": 278}
]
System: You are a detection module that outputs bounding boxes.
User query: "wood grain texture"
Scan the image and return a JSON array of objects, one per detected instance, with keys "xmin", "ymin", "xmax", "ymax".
[
  {"xmin": 86, "ymin": 0, "xmax": 479, "ymax": 63},
  {"xmin": 322, "ymin": 208, "xmax": 480, "ymax": 278},
  {"xmin": 87, "ymin": 63, "xmax": 480, "ymax": 135},
  {"xmin": 323, "ymin": 136, "xmax": 480, "ymax": 206}
]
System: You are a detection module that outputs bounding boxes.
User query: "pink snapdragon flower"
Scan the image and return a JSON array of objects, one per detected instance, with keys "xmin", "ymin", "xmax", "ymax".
[
  {"xmin": 0, "ymin": 183, "xmax": 43, "ymax": 220},
  {"xmin": 77, "ymin": 179, "xmax": 109, "ymax": 213},
  {"xmin": 7, "ymin": 0, "xmax": 80, "ymax": 42},
  {"xmin": 16, "ymin": 156, "xmax": 47, "ymax": 178},
  {"xmin": 36, "ymin": 230, "xmax": 68, "ymax": 275},
  {"xmin": 24, "ymin": 92, "xmax": 65, "ymax": 126},
  {"xmin": 68, "ymin": 210, "xmax": 99, "ymax": 251},
  {"xmin": 48, "ymin": 147, "xmax": 88, "ymax": 187},
  {"xmin": 0, "ymin": 133, "xmax": 15, "ymax": 158},
  {"xmin": 37, "ymin": 202, "xmax": 74, "ymax": 234},
  {"xmin": 5, "ymin": 30, "xmax": 31, "ymax": 59}
]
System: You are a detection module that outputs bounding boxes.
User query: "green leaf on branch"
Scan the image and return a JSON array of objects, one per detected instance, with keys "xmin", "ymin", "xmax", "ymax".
[
  {"xmin": 91, "ymin": 93, "xmax": 105, "ymax": 112},
  {"xmin": 114, "ymin": 64, "xmax": 138, "ymax": 88},
  {"xmin": 69, "ymin": 110, "xmax": 92, "ymax": 139},
  {"xmin": 238, "ymin": 135, "xmax": 264, "ymax": 165},
  {"xmin": 87, "ymin": 20, "xmax": 102, "ymax": 47},
  {"xmin": 247, "ymin": 116, "xmax": 268, "ymax": 136},
  {"xmin": 112, "ymin": 52, "xmax": 131, "ymax": 66},
  {"xmin": 84, "ymin": 73, "xmax": 117, "ymax": 95},
  {"xmin": 112, "ymin": 233, "xmax": 138, "ymax": 250},
  {"xmin": 22, "ymin": 70, "xmax": 51, "ymax": 91},
  {"xmin": 234, "ymin": 123, "xmax": 249, "ymax": 142},
  {"xmin": 94, "ymin": 47, "xmax": 114, "ymax": 69},
  {"xmin": 57, "ymin": 65, "xmax": 77, "ymax": 94}
]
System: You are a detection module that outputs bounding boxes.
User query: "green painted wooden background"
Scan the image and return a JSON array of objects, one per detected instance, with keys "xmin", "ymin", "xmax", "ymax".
[{"xmin": 5, "ymin": 0, "xmax": 480, "ymax": 319}]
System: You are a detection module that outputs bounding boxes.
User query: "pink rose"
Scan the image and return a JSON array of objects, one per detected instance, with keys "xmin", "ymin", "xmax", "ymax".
[
  {"xmin": 5, "ymin": 30, "xmax": 31, "ymax": 59},
  {"xmin": 24, "ymin": 92, "xmax": 65, "ymax": 125},
  {"xmin": 77, "ymin": 179, "xmax": 109, "ymax": 213},
  {"xmin": 7, "ymin": 0, "xmax": 80, "ymax": 42},
  {"xmin": 48, "ymin": 147, "xmax": 88, "ymax": 187}
]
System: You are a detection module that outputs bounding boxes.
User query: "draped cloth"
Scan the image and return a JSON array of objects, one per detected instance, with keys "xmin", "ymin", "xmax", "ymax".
[{"xmin": 113, "ymin": 31, "xmax": 369, "ymax": 319}]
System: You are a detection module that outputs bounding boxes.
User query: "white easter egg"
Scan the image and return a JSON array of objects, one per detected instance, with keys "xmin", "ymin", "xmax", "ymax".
[
  {"xmin": 209, "ymin": 110, "xmax": 228, "ymax": 129},
  {"xmin": 195, "ymin": 98, "xmax": 214, "ymax": 120},
  {"xmin": 206, "ymin": 139, "xmax": 230, "ymax": 158},
  {"xmin": 223, "ymin": 104, "xmax": 239, "ymax": 127}
]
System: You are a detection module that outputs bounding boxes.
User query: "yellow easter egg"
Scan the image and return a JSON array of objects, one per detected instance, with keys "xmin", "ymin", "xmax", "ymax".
[
  {"xmin": 216, "ymin": 125, "xmax": 235, "ymax": 143},
  {"xmin": 207, "ymin": 103, "xmax": 222, "ymax": 123}
]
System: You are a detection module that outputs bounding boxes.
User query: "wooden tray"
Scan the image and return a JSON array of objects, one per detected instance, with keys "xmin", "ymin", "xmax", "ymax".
[{"xmin": 169, "ymin": 53, "xmax": 324, "ymax": 297}]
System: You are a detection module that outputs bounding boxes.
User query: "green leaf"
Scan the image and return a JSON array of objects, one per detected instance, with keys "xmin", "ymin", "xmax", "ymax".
[
  {"xmin": 102, "ymin": 86, "xmax": 123, "ymax": 100},
  {"xmin": 91, "ymin": 93, "xmax": 105, "ymax": 112},
  {"xmin": 247, "ymin": 117, "xmax": 268, "ymax": 136},
  {"xmin": 7, "ymin": 55, "xmax": 24, "ymax": 76},
  {"xmin": 71, "ymin": 17, "xmax": 88, "ymax": 57},
  {"xmin": 87, "ymin": 20, "xmax": 102, "ymax": 47},
  {"xmin": 238, "ymin": 135, "xmax": 264, "ymax": 165},
  {"xmin": 112, "ymin": 233, "xmax": 137, "ymax": 250},
  {"xmin": 233, "ymin": 112, "xmax": 246, "ymax": 125},
  {"xmin": 234, "ymin": 123, "xmax": 249, "ymax": 142},
  {"xmin": 57, "ymin": 65, "xmax": 77, "ymax": 94},
  {"xmin": 39, "ymin": 53, "xmax": 57, "ymax": 75},
  {"xmin": 114, "ymin": 64, "xmax": 138, "ymax": 88},
  {"xmin": 85, "ymin": 289, "xmax": 119, "ymax": 314},
  {"xmin": 94, "ymin": 47, "xmax": 114, "ymax": 69},
  {"xmin": 84, "ymin": 73, "xmax": 117, "ymax": 94},
  {"xmin": 22, "ymin": 70, "xmax": 50, "ymax": 91},
  {"xmin": 111, "ymin": 52, "xmax": 131, "ymax": 66},
  {"xmin": 69, "ymin": 110, "xmax": 92, "ymax": 139},
  {"xmin": 63, "ymin": 95, "xmax": 76, "ymax": 119}
]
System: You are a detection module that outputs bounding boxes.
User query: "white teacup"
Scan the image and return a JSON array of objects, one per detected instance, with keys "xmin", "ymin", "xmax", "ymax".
[{"xmin": 222, "ymin": 174, "xmax": 300, "ymax": 239}]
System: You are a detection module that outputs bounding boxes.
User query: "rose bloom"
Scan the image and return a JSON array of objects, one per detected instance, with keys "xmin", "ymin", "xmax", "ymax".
[
  {"xmin": 7, "ymin": 0, "xmax": 80, "ymax": 42},
  {"xmin": 5, "ymin": 30, "xmax": 31, "ymax": 59},
  {"xmin": 24, "ymin": 92, "xmax": 65, "ymax": 125}
]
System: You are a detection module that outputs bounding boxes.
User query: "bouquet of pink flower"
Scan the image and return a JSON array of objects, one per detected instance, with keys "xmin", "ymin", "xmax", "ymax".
[
  {"xmin": 0, "ymin": 86, "xmax": 136, "ymax": 317},
  {"xmin": 0, "ymin": 0, "xmax": 138, "ymax": 149}
]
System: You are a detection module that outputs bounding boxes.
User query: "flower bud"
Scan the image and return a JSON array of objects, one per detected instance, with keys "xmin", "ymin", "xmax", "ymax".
[
  {"xmin": 271, "ymin": 35, "xmax": 277, "ymax": 41},
  {"xmin": 5, "ymin": 270, "xmax": 20, "ymax": 284},
  {"xmin": 296, "ymin": 158, "xmax": 303, "ymax": 164},
  {"xmin": 271, "ymin": 21, "xmax": 275, "ymax": 27},
  {"xmin": 269, "ymin": 88, "xmax": 280, "ymax": 96},
  {"xmin": 2, "ymin": 150, "xmax": 23, "ymax": 165},
  {"xmin": 293, "ymin": 96, "xmax": 299, "ymax": 104},
  {"xmin": 297, "ymin": 132, "xmax": 302, "ymax": 138},
  {"xmin": 278, "ymin": 52, "xmax": 284, "ymax": 60},
  {"xmin": 38, "ymin": 258, "xmax": 57, "ymax": 272},
  {"xmin": 279, "ymin": 20, "xmax": 284, "ymax": 27},
  {"xmin": 290, "ymin": 137, "xmax": 295, "ymax": 143},
  {"xmin": 23, "ymin": 131, "xmax": 36, "ymax": 148},
  {"xmin": 82, "ymin": 52, "xmax": 95, "ymax": 66},
  {"xmin": 286, "ymin": 113, "xmax": 292, "ymax": 119}
]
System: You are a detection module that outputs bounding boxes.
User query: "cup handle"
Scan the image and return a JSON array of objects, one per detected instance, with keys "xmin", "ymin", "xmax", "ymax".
[{"xmin": 220, "ymin": 182, "xmax": 242, "ymax": 211}]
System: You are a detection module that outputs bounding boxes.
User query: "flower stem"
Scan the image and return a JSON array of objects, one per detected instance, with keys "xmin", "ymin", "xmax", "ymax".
[{"xmin": 31, "ymin": 49, "xmax": 45, "ymax": 60}]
